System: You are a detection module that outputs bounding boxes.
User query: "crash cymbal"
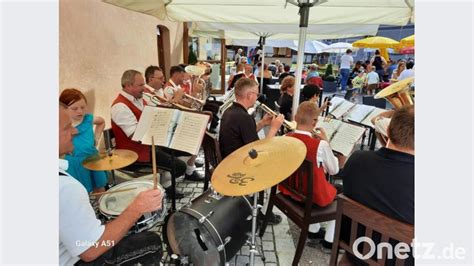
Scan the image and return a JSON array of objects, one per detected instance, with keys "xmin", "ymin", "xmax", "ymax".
[
  {"xmin": 82, "ymin": 149, "xmax": 138, "ymax": 171},
  {"xmin": 211, "ymin": 136, "xmax": 307, "ymax": 196},
  {"xmin": 374, "ymin": 77, "xmax": 414, "ymax": 99}
]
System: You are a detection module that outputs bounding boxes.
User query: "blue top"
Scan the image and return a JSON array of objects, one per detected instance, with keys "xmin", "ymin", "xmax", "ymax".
[{"xmin": 65, "ymin": 114, "xmax": 107, "ymax": 192}]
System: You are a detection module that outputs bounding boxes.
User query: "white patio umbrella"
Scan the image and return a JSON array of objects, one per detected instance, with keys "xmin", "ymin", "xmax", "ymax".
[
  {"xmin": 320, "ymin": 42, "xmax": 357, "ymax": 54},
  {"xmin": 103, "ymin": 0, "xmax": 414, "ymax": 118}
]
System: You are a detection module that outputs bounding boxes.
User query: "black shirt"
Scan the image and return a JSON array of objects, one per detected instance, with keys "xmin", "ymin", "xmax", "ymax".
[
  {"xmin": 340, "ymin": 148, "xmax": 414, "ymax": 265},
  {"xmin": 341, "ymin": 147, "xmax": 414, "ymax": 223},
  {"xmin": 278, "ymin": 72, "xmax": 294, "ymax": 83},
  {"xmin": 228, "ymin": 73, "xmax": 245, "ymax": 90},
  {"xmin": 278, "ymin": 93, "xmax": 293, "ymax": 121},
  {"xmin": 219, "ymin": 102, "xmax": 259, "ymax": 158}
]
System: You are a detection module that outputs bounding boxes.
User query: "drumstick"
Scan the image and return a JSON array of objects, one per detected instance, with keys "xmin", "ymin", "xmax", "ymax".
[
  {"xmin": 90, "ymin": 187, "xmax": 136, "ymax": 197},
  {"xmin": 151, "ymin": 136, "xmax": 158, "ymax": 189}
]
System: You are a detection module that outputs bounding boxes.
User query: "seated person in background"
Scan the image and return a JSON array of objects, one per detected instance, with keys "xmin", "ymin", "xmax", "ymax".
[
  {"xmin": 305, "ymin": 64, "xmax": 320, "ymax": 82},
  {"xmin": 257, "ymin": 63, "xmax": 273, "ymax": 79},
  {"xmin": 398, "ymin": 60, "xmax": 415, "ymax": 81},
  {"xmin": 275, "ymin": 64, "xmax": 284, "ymax": 77},
  {"xmin": 227, "ymin": 63, "xmax": 245, "ymax": 90},
  {"xmin": 244, "ymin": 63, "xmax": 258, "ymax": 82},
  {"xmin": 143, "ymin": 65, "xmax": 165, "ymax": 106},
  {"xmin": 391, "ymin": 60, "xmax": 406, "ymax": 81},
  {"xmin": 278, "ymin": 76, "xmax": 295, "ymax": 121},
  {"xmin": 280, "ymin": 101, "xmax": 346, "ymax": 249},
  {"xmin": 278, "ymin": 64, "xmax": 294, "ymax": 83},
  {"xmin": 111, "ymin": 70, "xmax": 203, "ymax": 198},
  {"xmin": 300, "ymin": 84, "xmax": 330, "ymax": 112},
  {"xmin": 219, "ymin": 78, "xmax": 284, "ymax": 224},
  {"xmin": 59, "ymin": 88, "xmax": 107, "ymax": 193},
  {"xmin": 59, "ymin": 103, "xmax": 163, "ymax": 265},
  {"xmin": 340, "ymin": 105, "xmax": 414, "ymax": 265}
]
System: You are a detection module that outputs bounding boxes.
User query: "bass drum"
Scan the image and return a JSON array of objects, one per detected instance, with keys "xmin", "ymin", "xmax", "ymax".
[{"xmin": 165, "ymin": 189, "xmax": 252, "ymax": 266}]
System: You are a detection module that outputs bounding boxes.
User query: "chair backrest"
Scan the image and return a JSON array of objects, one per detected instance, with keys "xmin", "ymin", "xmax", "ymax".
[
  {"xmin": 103, "ymin": 128, "xmax": 116, "ymax": 150},
  {"xmin": 278, "ymin": 160, "xmax": 314, "ymax": 209},
  {"xmin": 363, "ymin": 95, "xmax": 386, "ymax": 109},
  {"xmin": 331, "ymin": 194, "xmax": 414, "ymax": 266},
  {"xmin": 202, "ymin": 132, "xmax": 222, "ymax": 170}
]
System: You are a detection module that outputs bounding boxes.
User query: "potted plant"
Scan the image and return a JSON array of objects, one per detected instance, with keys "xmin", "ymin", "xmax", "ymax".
[{"xmin": 322, "ymin": 64, "xmax": 337, "ymax": 92}]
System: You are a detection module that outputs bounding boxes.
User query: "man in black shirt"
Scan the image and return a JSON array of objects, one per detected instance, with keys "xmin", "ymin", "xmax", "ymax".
[
  {"xmin": 219, "ymin": 78, "xmax": 283, "ymax": 159},
  {"xmin": 219, "ymin": 78, "xmax": 284, "ymax": 225},
  {"xmin": 339, "ymin": 105, "xmax": 414, "ymax": 264},
  {"xmin": 278, "ymin": 65, "xmax": 294, "ymax": 83}
]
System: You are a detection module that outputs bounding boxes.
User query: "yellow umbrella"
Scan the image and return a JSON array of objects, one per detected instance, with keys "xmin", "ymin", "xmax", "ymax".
[
  {"xmin": 399, "ymin": 34, "xmax": 414, "ymax": 48},
  {"xmin": 353, "ymin": 36, "xmax": 400, "ymax": 61}
]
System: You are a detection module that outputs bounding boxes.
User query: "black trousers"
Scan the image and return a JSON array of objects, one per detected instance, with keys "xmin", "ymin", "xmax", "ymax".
[{"xmin": 75, "ymin": 231, "xmax": 163, "ymax": 265}]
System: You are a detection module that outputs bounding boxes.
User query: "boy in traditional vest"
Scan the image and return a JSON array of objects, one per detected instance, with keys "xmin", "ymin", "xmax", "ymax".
[{"xmin": 279, "ymin": 101, "xmax": 346, "ymax": 249}]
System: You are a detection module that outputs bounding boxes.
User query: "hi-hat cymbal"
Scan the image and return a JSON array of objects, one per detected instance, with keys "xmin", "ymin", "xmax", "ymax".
[
  {"xmin": 374, "ymin": 77, "xmax": 414, "ymax": 99},
  {"xmin": 211, "ymin": 136, "xmax": 307, "ymax": 196},
  {"xmin": 82, "ymin": 149, "xmax": 138, "ymax": 171}
]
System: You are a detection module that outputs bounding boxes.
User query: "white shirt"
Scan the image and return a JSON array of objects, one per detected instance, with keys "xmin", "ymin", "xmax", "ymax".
[
  {"xmin": 111, "ymin": 91, "xmax": 144, "ymax": 137},
  {"xmin": 59, "ymin": 159, "xmax": 105, "ymax": 266},
  {"xmin": 340, "ymin": 54, "xmax": 353, "ymax": 69},
  {"xmin": 293, "ymin": 130, "xmax": 339, "ymax": 175},
  {"xmin": 367, "ymin": 71, "xmax": 380, "ymax": 85},
  {"xmin": 397, "ymin": 69, "xmax": 415, "ymax": 81}
]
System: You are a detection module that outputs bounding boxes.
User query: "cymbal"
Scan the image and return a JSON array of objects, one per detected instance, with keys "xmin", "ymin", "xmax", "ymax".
[
  {"xmin": 82, "ymin": 149, "xmax": 138, "ymax": 171},
  {"xmin": 375, "ymin": 77, "xmax": 414, "ymax": 99},
  {"xmin": 211, "ymin": 136, "xmax": 307, "ymax": 196}
]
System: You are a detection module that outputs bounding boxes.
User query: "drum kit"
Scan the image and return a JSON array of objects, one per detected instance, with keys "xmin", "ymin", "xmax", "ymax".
[{"xmin": 82, "ymin": 136, "xmax": 307, "ymax": 265}]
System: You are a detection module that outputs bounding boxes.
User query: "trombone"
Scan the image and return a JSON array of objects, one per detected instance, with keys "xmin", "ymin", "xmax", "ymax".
[
  {"xmin": 144, "ymin": 85, "xmax": 193, "ymax": 111},
  {"xmin": 255, "ymin": 102, "xmax": 297, "ymax": 131}
]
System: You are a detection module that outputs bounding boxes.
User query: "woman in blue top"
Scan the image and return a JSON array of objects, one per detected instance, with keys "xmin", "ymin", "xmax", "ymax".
[{"xmin": 60, "ymin": 88, "xmax": 107, "ymax": 193}]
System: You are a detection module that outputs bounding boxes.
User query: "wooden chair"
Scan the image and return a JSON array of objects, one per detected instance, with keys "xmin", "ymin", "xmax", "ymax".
[
  {"xmin": 201, "ymin": 131, "xmax": 222, "ymax": 191},
  {"xmin": 260, "ymin": 160, "xmax": 338, "ymax": 266},
  {"xmin": 330, "ymin": 194, "xmax": 414, "ymax": 266}
]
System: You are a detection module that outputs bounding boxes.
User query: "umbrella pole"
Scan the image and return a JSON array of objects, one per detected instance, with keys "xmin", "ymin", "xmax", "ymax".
[
  {"xmin": 291, "ymin": 0, "xmax": 317, "ymax": 119},
  {"xmin": 260, "ymin": 38, "xmax": 266, "ymax": 95}
]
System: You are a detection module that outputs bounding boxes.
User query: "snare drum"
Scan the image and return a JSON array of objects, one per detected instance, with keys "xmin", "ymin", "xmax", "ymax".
[
  {"xmin": 165, "ymin": 189, "xmax": 252, "ymax": 266},
  {"xmin": 99, "ymin": 180, "xmax": 166, "ymax": 234}
]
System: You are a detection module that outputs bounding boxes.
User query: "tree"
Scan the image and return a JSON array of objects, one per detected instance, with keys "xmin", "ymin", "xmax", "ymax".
[{"xmin": 188, "ymin": 44, "xmax": 198, "ymax": 65}]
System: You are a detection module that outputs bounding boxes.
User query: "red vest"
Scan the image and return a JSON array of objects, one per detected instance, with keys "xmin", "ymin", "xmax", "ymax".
[
  {"xmin": 111, "ymin": 94, "xmax": 150, "ymax": 162},
  {"xmin": 279, "ymin": 132, "xmax": 336, "ymax": 207}
]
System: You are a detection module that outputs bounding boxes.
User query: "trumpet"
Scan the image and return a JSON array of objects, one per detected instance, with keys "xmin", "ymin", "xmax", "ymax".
[
  {"xmin": 255, "ymin": 102, "xmax": 297, "ymax": 131},
  {"xmin": 218, "ymin": 89, "xmax": 236, "ymax": 116}
]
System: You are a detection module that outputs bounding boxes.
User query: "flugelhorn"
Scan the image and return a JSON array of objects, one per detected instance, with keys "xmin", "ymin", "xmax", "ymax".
[
  {"xmin": 144, "ymin": 85, "xmax": 192, "ymax": 110},
  {"xmin": 255, "ymin": 102, "xmax": 297, "ymax": 131},
  {"xmin": 374, "ymin": 77, "xmax": 414, "ymax": 109}
]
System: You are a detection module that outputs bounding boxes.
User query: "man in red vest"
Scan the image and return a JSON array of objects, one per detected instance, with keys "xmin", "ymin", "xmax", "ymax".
[
  {"xmin": 111, "ymin": 70, "xmax": 203, "ymax": 199},
  {"xmin": 281, "ymin": 101, "xmax": 346, "ymax": 249}
]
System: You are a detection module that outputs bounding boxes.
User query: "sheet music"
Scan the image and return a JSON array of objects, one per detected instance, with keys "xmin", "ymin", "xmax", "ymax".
[
  {"xmin": 132, "ymin": 106, "xmax": 179, "ymax": 146},
  {"xmin": 316, "ymin": 117, "xmax": 343, "ymax": 140},
  {"xmin": 330, "ymin": 100, "xmax": 355, "ymax": 119},
  {"xmin": 170, "ymin": 112, "xmax": 209, "ymax": 155},
  {"xmin": 346, "ymin": 104, "xmax": 375, "ymax": 123},
  {"xmin": 329, "ymin": 123, "xmax": 366, "ymax": 156},
  {"xmin": 360, "ymin": 108, "xmax": 386, "ymax": 128},
  {"xmin": 328, "ymin": 96, "xmax": 345, "ymax": 113}
]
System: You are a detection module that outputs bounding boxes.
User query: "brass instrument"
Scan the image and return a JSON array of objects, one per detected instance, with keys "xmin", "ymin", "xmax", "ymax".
[
  {"xmin": 218, "ymin": 89, "xmax": 236, "ymax": 116},
  {"xmin": 143, "ymin": 85, "xmax": 193, "ymax": 111},
  {"xmin": 255, "ymin": 102, "xmax": 297, "ymax": 131},
  {"xmin": 183, "ymin": 65, "xmax": 208, "ymax": 110},
  {"xmin": 374, "ymin": 77, "xmax": 414, "ymax": 109}
]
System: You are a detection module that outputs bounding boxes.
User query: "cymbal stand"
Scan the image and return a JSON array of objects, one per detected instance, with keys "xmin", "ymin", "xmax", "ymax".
[
  {"xmin": 103, "ymin": 130, "xmax": 116, "ymax": 186},
  {"xmin": 247, "ymin": 192, "xmax": 266, "ymax": 265}
]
